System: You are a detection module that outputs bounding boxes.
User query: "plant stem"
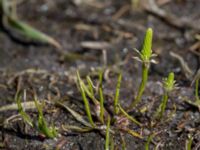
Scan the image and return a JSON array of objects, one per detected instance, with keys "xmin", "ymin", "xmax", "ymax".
[
  {"xmin": 114, "ymin": 73, "xmax": 122, "ymax": 115},
  {"xmin": 80, "ymin": 83, "xmax": 95, "ymax": 127},
  {"xmin": 159, "ymin": 92, "xmax": 168, "ymax": 119},
  {"xmin": 99, "ymin": 87, "xmax": 104, "ymax": 124},
  {"xmin": 105, "ymin": 116, "xmax": 111, "ymax": 150},
  {"xmin": 98, "ymin": 69, "xmax": 105, "ymax": 124},
  {"xmin": 130, "ymin": 63, "xmax": 149, "ymax": 108},
  {"xmin": 118, "ymin": 104, "xmax": 141, "ymax": 126},
  {"xmin": 77, "ymin": 71, "xmax": 96, "ymax": 127},
  {"xmin": 145, "ymin": 134, "xmax": 154, "ymax": 150}
]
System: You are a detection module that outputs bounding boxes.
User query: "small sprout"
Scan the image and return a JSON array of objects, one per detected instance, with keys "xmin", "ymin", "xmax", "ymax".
[
  {"xmin": 154, "ymin": 72, "xmax": 176, "ymax": 119},
  {"xmin": 130, "ymin": 28, "xmax": 157, "ymax": 108},
  {"xmin": 34, "ymin": 97, "xmax": 57, "ymax": 138},
  {"xmin": 16, "ymin": 91, "xmax": 57, "ymax": 138},
  {"xmin": 77, "ymin": 71, "xmax": 95, "ymax": 127},
  {"xmin": 16, "ymin": 92, "xmax": 33, "ymax": 127}
]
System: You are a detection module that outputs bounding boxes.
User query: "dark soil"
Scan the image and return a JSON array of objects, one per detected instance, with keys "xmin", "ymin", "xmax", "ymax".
[{"xmin": 0, "ymin": 0, "xmax": 200, "ymax": 150}]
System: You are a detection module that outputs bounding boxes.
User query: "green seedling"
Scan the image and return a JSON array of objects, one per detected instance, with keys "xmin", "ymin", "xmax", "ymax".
[
  {"xmin": 155, "ymin": 72, "xmax": 176, "ymax": 119},
  {"xmin": 130, "ymin": 28, "xmax": 157, "ymax": 108},
  {"xmin": 34, "ymin": 97, "xmax": 57, "ymax": 138},
  {"xmin": 61, "ymin": 70, "xmax": 141, "ymax": 149},
  {"xmin": 77, "ymin": 71, "xmax": 95, "ymax": 127},
  {"xmin": 16, "ymin": 92, "xmax": 33, "ymax": 127},
  {"xmin": 16, "ymin": 92, "xmax": 57, "ymax": 138}
]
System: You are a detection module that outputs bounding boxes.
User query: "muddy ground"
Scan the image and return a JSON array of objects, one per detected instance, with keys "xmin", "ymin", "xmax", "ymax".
[{"xmin": 0, "ymin": 0, "xmax": 200, "ymax": 150}]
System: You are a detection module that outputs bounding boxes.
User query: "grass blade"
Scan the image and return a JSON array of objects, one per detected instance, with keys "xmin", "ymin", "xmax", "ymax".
[
  {"xmin": 99, "ymin": 70, "xmax": 105, "ymax": 124},
  {"xmin": 114, "ymin": 73, "xmax": 122, "ymax": 115},
  {"xmin": 118, "ymin": 104, "xmax": 141, "ymax": 126},
  {"xmin": 86, "ymin": 76, "xmax": 95, "ymax": 97},
  {"xmin": 99, "ymin": 87, "xmax": 104, "ymax": 124},
  {"xmin": 62, "ymin": 125, "xmax": 93, "ymax": 132},
  {"xmin": 186, "ymin": 134, "xmax": 193, "ymax": 150},
  {"xmin": 105, "ymin": 116, "xmax": 111, "ymax": 150},
  {"xmin": 124, "ymin": 128, "xmax": 142, "ymax": 139},
  {"xmin": 6, "ymin": 17, "xmax": 61, "ymax": 49},
  {"xmin": 145, "ymin": 134, "xmax": 154, "ymax": 150},
  {"xmin": 56, "ymin": 101, "xmax": 92, "ymax": 127},
  {"xmin": 77, "ymin": 71, "xmax": 95, "ymax": 127},
  {"xmin": 16, "ymin": 92, "xmax": 33, "ymax": 127},
  {"xmin": 34, "ymin": 98, "xmax": 57, "ymax": 138}
]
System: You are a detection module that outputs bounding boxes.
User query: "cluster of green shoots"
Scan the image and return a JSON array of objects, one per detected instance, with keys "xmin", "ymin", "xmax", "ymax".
[
  {"xmin": 75, "ymin": 70, "xmax": 142, "ymax": 150},
  {"xmin": 61, "ymin": 28, "xmax": 178, "ymax": 149},
  {"xmin": 16, "ymin": 92, "xmax": 57, "ymax": 139},
  {"xmin": 15, "ymin": 28, "xmax": 179, "ymax": 149}
]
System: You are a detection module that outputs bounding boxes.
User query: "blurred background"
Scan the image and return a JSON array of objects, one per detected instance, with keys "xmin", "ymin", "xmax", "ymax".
[{"xmin": 0, "ymin": 0, "xmax": 199, "ymax": 75}]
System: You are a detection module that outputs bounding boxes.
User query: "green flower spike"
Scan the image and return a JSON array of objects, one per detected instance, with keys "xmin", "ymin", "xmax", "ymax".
[
  {"xmin": 163, "ymin": 72, "xmax": 176, "ymax": 92},
  {"xmin": 133, "ymin": 28, "xmax": 157, "ymax": 67}
]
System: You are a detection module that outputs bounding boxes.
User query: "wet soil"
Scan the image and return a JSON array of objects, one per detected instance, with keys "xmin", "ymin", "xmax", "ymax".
[{"xmin": 0, "ymin": 0, "xmax": 200, "ymax": 150}]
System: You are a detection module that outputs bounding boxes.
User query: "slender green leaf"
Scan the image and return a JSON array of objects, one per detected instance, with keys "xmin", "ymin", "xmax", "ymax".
[
  {"xmin": 56, "ymin": 101, "xmax": 91, "ymax": 127},
  {"xmin": 34, "ymin": 98, "xmax": 57, "ymax": 138},
  {"xmin": 6, "ymin": 17, "xmax": 61, "ymax": 49},
  {"xmin": 105, "ymin": 116, "xmax": 111, "ymax": 150},
  {"xmin": 77, "ymin": 71, "xmax": 95, "ymax": 127},
  {"xmin": 114, "ymin": 73, "xmax": 122, "ymax": 115},
  {"xmin": 118, "ymin": 104, "xmax": 141, "ymax": 126},
  {"xmin": 16, "ymin": 92, "xmax": 33, "ymax": 127}
]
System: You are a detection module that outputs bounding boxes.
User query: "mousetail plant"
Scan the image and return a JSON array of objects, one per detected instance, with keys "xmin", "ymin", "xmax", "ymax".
[
  {"xmin": 154, "ymin": 72, "xmax": 176, "ymax": 119},
  {"xmin": 130, "ymin": 28, "xmax": 157, "ymax": 108}
]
